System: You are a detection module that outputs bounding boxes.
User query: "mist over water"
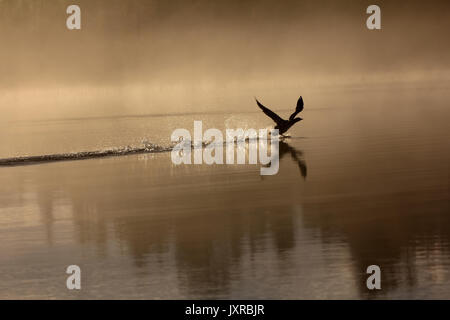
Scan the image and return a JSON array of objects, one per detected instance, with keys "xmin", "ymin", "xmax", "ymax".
[{"xmin": 1, "ymin": 0, "xmax": 450, "ymax": 121}]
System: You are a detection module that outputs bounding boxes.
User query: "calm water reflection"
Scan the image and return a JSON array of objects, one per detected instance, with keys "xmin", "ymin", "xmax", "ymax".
[{"xmin": 0, "ymin": 92, "xmax": 449, "ymax": 299}]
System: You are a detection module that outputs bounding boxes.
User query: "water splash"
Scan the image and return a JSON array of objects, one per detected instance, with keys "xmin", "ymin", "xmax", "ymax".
[
  {"xmin": 0, "ymin": 134, "xmax": 287, "ymax": 167},
  {"xmin": 0, "ymin": 142, "xmax": 172, "ymax": 167}
]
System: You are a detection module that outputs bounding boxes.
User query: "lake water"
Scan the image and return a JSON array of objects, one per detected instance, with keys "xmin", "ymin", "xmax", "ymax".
[{"xmin": 0, "ymin": 85, "xmax": 449, "ymax": 299}]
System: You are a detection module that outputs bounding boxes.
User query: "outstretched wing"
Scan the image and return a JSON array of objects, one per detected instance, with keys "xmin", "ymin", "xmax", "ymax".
[
  {"xmin": 255, "ymin": 98, "xmax": 284, "ymax": 126},
  {"xmin": 289, "ymin": 96, "xmax": 304, "ymax": 121}
]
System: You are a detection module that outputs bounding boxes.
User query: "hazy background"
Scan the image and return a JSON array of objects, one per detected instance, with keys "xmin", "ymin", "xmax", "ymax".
[
  {"xmin": 1, "ymin": 1, "xmax": 449, "ymax": 299},
  {"xmin": 1, "ymin": 0, "xmax": 449, "ymax": 121}
]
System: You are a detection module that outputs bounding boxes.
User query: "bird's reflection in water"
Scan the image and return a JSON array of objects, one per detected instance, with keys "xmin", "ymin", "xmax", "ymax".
[
  {"xmin": 262, "ymin": 140, "xmax": 307, "ymax": 178},
  {"xmin": 279, "ymin": 141, "xmax": 307, "ymax": 178}
]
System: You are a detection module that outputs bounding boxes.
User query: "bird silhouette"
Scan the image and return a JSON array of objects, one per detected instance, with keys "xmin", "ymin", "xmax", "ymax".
[{"xmin": 255, "ymin": 96, "xmax": 304, "ymax": 135}]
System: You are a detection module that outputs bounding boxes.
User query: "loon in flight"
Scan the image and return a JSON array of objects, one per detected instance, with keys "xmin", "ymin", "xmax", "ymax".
[{"xmin": 255, "ymin": 96, "xmax": 304, "ymax": 135}]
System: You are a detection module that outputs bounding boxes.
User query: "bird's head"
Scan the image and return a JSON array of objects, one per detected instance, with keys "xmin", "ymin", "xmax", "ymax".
[{"xmin": 293, "ymin": 117, "xmax": 303, "ymax": 123}]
